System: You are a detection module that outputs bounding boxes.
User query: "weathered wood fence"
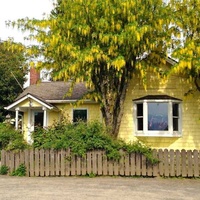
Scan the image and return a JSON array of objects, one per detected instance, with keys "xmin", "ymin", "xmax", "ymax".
[{"xmin": 1, "ymin": 149, "xmax": 200, "ymax": 177}]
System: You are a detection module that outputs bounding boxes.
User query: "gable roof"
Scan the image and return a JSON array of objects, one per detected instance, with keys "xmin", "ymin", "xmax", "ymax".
[
  {"xmin": 17, "ymin": 81, "xmax": 88, "ymax": 101},
  {"xmin": 5, "ymin": 81, "xmax": 90, "ymax": 111},
  {"xmin": 5, "ymin": 93, "xmax": 56, "ymax": 111}
]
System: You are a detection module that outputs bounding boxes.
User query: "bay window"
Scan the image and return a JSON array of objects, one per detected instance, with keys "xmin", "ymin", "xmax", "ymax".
[{"xmin": 134, "ymin": 95, "xmax": 182, "ymax": 137}]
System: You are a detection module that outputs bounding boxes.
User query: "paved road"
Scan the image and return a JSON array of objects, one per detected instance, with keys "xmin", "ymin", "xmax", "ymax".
[{"xmin": 0, "ymin": 176, "xmax": 199, "ymax": 200}]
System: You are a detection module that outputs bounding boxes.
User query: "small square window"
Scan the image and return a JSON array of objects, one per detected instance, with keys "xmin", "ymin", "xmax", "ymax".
[{"xmin": 73, "ymin": 109, "xmax": 87, "ymax": 123}]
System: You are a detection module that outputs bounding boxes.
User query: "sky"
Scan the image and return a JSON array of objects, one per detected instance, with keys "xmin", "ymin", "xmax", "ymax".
[{"xmin": 0, "ymin": 0, "xmax": 54, "ymax": 44}]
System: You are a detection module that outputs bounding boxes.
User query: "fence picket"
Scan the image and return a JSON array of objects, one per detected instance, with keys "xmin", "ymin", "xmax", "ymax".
[
  {"xmin": 175, "ymin": 150, "xmax": 181, "ymax": 177},
  {"xmin": 164, "ymin": 149, "xmax": 169, "ymax": 177},
  {"xmin": 50, "ymin": 149, "xmax": 55, "ymax": 176},
  {"xmin": 60, "ymin": 149, "xmax": 65, "ymax": 176},
  {"xmin": 119, "ymin": 150, "xmax": 125, "ymax": 176},
  {"xmin": 97, "ymin": 151, "xmax": 103, "ymax": 175},
  {"xmin": 70, "ymin": 154, "xmax": 76, "ymax": 176},
  {"xmin": 181, "ymin": 149, "xmax": 187, "ymax": 177},
  {"xmin": 56, "ymin": 150, "xmax": 61, "ymax": 176},
  {"xmin": 158, "ymin": 149, "xmax": 163, "ymax": 176},
  {"xmin": 10, "ymin": 151, "xmax": 15, "ymax": 174},
  {"xmin": 87, "ymin": 151, "xmax": 92, "ymax": 175},
  {"xmin": 5, "ymin": 151, "xmax": 10, "ymax": 169},
  {"xmin": 102, "ymin": 152, "xmax": 108, "ymax": 176},
  {"xmin": 193, "ymin": 150, "xmax": 199, "ymax": 177},
  {"xmin": 92, "ymin": 151, "xmax": 97, "ymax": 175},
  {"xmin": 35, "ymin": 149, "xmax": 39, "ymax": 176},
  {"xmin": 152, "ymin": 149, "xmax": 158, "ymax": 177},
  {"xmin": 114, "ymin": 159, "xmax": 119, "ymax": 176},
  {"xmin": 76, "ymin": 156, "xmax": 81, "ymax": 176},
  {"xmin": 29, "ymin": 149, "xmax": 34, "ymax": 176},
  {"xmin": 40, "ymin": 149, "xmax": 45, "ymax": 177},
  {"xmin": 65, "ymin": 149, "xmax": 70, "ymax": 176},
  {"xmin": 136, "ymin": 153, "xmax": 141, "ymax": 176},
  {"xmin": 1, "ymin": 150, "xmax": 5, "ymax": 166},
  {"xmin": 125, "ymin": 154, "xmax": 130, "ymax": 176},
  {"xmin": 45, "ymin": 149, "xmax": 50, "ymax": 176},
  {"xmin": 25, "ymin": 149, "xmax": 30, "ymax": 176},
  {"xmin": 187, "ymin": 150, "xmax": 193, "ymax": 177},
  {"xmin": 142, "ymin": 154, "xmax": 147, "ymax": 176},
  {"xmin": 130, "ymin": 153, "xmax": 136, "ymax": 176},
  {"xmin": 170, "ymin": 149, "xmax": 175, "ymax": 177},
  {"xmin": 81, "ymin": 155, "xmax": 86, "ymax": 176}
]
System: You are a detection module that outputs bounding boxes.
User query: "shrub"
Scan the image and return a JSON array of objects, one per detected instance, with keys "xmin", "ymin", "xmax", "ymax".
[
  {"xmin": 0, "ymin": 123, "xmax": 29, "ymax": 151},
  {"xmin": 0, "ymin": 165, "xmax": 9, "ymax": 175},
  {"xmin": 32, "ymin": 121, "xmax": 158, "ymax": 163},
  {"xmin": 11, "ymin": 164, "xmax": 26, "ymax": 176}
]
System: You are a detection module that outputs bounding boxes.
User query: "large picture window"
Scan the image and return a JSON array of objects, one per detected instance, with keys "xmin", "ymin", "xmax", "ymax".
[{"xmin": 134, "ymin": 95, "xmax": 182, "ymax": 137}]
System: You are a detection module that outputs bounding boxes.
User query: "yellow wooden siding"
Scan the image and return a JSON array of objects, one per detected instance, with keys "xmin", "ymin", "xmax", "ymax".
[
  {"xmin": 18, "ymin": 99, "xmax": 41, "ymax": 108},
  {"xmin": 118, "ymin": 73, "xmax": 200, "ymax": 150},
  {"xmin": 47, "ymin": 111, "xmax": 60, "ymax": 126},
  {"xmin": 55, "ymin": 103, "xmax": 102, "ymax": 123}
]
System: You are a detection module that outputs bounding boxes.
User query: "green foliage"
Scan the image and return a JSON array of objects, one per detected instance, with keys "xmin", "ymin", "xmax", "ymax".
[
  {"xmin": 170, "ymin": 0, "xmax": 200, "ymax": 92},
  {"xmin": 32, "ymin": 121, "xmax": 158, "ymax": 163},
  {"xmin": 0, "ymin": 123, "xmax": 29, "ymax": 151},
  {"xmin": 11, "ymin": 164, "xmax": 26, "ymax": 176},
  {"xmin": 0, "ymin": 165, "xmax": 9, "ymax": 175},
  {"xmin": 0, "ymin": 41, "xmax": 27, "ymax": 122}
]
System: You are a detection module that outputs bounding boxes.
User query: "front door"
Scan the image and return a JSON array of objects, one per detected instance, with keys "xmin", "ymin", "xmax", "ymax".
[{"xmin": 33, "ymin": 111, "xmax": 44, "ymax": 130}]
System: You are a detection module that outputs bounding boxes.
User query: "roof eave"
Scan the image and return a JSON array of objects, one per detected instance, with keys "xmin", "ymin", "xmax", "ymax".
[
  {"xmin": 5, "ymin": 93, "xmax": 56, "ymax": 111},
  {"xmin": 46, "ymin": 99, "xmax": 98, "ymax": 104}
]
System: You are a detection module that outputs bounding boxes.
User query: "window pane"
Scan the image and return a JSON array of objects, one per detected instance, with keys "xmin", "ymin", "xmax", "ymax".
[
  {"xmin": 137, "ymin": 118, "xmax": 143, "ymax": 130},
  {"xmin": 173, "ymin": 118, "xmax": 178, "ymax": 131},
  {"xmin": 73, "ymin": 110, "xmax": 87, "ymax": 123},
  {"xmin": 148, "ymin": 103, "xmax": 168, "ymax": 131},
  {"xmin": 173, "ymin": 103, "xmax": 179, "ymax": 117},
  {"xmin": 137, "ymin": 104, "xmax": 143, "ymax": 116}
]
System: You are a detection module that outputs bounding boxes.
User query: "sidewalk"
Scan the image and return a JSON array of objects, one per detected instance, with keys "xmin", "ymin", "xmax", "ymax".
[{"xmin": 0, "ymin": 176, "xmax": 199, "ymax": 200}]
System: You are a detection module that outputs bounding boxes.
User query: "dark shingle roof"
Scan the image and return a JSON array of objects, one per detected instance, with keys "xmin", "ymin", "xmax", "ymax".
[
  {"xmin": 133, "ymin": 95, "xmax": 182, "ymax": 101},
  {"xmin": 16, "ymin": 81, "xmax": 88, "ymax": 101}
]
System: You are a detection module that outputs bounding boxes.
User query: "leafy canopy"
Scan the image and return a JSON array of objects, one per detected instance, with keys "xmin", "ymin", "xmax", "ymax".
[
  {"xmin": 170, "ymin": 0, "xmax": 200, "ymax": 92},
  {"xmin": 0, "ymin": 41, "xmax": 27, "ymax": 121}
]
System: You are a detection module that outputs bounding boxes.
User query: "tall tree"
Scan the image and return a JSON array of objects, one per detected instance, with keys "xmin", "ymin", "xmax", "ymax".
[
  {"xmin": 0, "ymin": 40, "xmax": 27, "ymax": 121},
  {"xmin": 170, "ymin": 0, "xmax": 200, "ymax": 92},
  {"xmin": 13, "ymin": 0, "xmax": 175, "ymax": 137}
]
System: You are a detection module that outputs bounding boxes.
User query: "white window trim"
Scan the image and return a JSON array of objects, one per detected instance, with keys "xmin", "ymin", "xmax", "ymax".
[{"xmin": 134, "ymin": 99, "xmax": 182, "ymax": 137}]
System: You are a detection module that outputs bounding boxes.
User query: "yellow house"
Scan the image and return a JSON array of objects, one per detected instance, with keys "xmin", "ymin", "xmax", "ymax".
[{"xmin": 5, "ymin": 63, "xmax": 200, "ymax": 150}]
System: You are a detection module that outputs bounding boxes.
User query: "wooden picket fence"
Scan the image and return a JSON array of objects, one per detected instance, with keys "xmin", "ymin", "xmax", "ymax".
[{"xmin": 1, "ymin": 149, "xmax": 200, "ymax": 177}]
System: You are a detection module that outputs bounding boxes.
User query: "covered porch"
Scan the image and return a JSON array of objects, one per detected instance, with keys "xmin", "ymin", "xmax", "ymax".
[{"xmin": 4, "ymin": 93, "xmax": 58, "ymax": 143}]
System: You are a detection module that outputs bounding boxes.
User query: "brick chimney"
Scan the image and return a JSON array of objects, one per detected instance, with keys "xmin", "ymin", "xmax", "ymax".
[{"xmin": 30, "ymin": 67, "xmax": 40, "ymax": 85}]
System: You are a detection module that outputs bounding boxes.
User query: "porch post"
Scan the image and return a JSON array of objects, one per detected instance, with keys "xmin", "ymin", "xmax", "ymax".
[
  {"xmin": 15, "ymin": 108, "xmax": 19, "ymax": 130},
  {"xmin": 43, "ymin": 107, "xmax": 47, "ymax": 128},
  {"xmin": 27, "ymin": 108, "xmax": 32, "ymax": 144}
]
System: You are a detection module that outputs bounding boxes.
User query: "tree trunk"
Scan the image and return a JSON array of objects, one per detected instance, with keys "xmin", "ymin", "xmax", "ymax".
[{"xmin": 91, "ymin": 62, "xmax": 134, "ymax": 138}]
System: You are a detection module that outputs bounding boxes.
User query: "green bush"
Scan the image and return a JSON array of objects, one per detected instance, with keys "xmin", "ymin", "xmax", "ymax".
[
  {"xmin": 32, "ymin": 121, "xmax": 158, "ymax": 163},
  {"xmin": 0, "ymin": 165, "xmax": 9, "ymax": 175},
  {"xmin": 11, "ymin": 164, "xmax": 26, "ymax": 176},
  {"xmin": 0, "ymin": 123, "xmax": 29, "ymax": 151}
]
